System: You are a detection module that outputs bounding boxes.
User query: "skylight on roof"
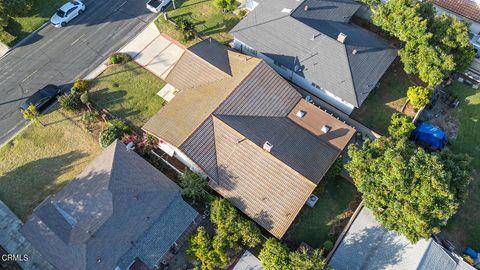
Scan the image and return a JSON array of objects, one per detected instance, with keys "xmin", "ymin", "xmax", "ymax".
[{"xmin": 281, "ymin": 8, "xmax": 292, "ymax": 13}]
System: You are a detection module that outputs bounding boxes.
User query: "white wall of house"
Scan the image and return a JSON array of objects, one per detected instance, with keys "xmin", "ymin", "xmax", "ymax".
[
  {"xmin": 434, "ymin": 5, "xmax": 480, "ymax": 34},
  {"xmin": 233, "ymin": 39, "xmax": 356, "ymax": 114},
  {"xmin": 158, "ymin": 140, "xmax": 207, "ymax": 177}
]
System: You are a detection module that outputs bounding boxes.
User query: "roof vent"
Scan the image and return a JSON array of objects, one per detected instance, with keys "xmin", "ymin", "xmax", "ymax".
[
  {"xmin": 281, "ymin": 8, "xmax": 292, "ymax": 13},
  {"xmin": 304, "ymin": 5, "xmax": 309, "ymax": 11},
  {"xmin": 263, "ymin": 141, "xmax": 273, "ymax": 152},
  {"xmin": 296, "ymin": 110, "xmax": 306, "ymax": 118},
  {"xmin": 352, "ymin": 49, "xmax": 358, "ymax": 55},
  {"xmin": 337, "ymin": 32, "xmax": 347, "ymax": 43},
  {"xmin": 321, "ymin": 125, "xmax": 331, "ymax": 133}
]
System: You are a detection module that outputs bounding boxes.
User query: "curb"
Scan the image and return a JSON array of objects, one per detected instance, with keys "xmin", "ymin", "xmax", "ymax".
[{"xmin": 0, "ymin": 22, "xmax": 49, "ymax": 61}]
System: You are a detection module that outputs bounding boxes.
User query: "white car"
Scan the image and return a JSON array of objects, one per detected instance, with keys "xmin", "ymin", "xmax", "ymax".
[{"xmin": 50, "ymin": 0, "xmax": 86, "ymax": 28}]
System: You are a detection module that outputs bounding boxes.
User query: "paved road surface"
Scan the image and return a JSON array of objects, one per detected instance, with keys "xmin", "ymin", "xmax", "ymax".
[{"xmin": 0, "ymin": 0, "xmax": 158, "ymax": 145}]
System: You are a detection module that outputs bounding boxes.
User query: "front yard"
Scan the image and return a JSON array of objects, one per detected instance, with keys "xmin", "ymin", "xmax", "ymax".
[
  {"xmin": 155, "ymin": 0, "xmax": 241, "ymax": 46},
  {"xmin": 351, "ymin": 60, "xmax": 418, "ymax": 134},
  {"xmin": 286, "ymin": 175, "xmax": 360, "ymax": 249},
  {"xmin": 441, "ymin": 82, "xmax": 480, "ymax": 250},
  {"xmin": 89, "ymin": 61, "xmax": 165, "ymax": 130},
  {"xmin": 0, "ymin": 105, "xmax": 101, "ymax": 221},
  {"xmin": 2, "ymin": 0, "xmax": 65, "ymax": 46}
]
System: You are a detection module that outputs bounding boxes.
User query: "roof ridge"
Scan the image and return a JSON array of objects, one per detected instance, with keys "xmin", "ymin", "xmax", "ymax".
[
  {"xmin": 212, "ymin": 114, "xmax": 318, "ymax": 188},
  {"xmin": 186, "ymin": 43, "xmax": 232, "ymax": 78}
]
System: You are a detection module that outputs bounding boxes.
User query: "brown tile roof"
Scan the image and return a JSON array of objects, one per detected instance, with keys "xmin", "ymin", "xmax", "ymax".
[
  {"xmin": 433, "ymin": 0, "xmax": 480, "ymax": 23},
  {"xmin": 145, "ymin": 39, "xmax": 355, "ymax": 238},
  {"xmin": 209, "ymin": 116, "xmax": 317, "ymax": 238},
  {"xmin": 288, "ymin": 100, "xmax": 356, "ymax": 151},
  {"xmin": 143, "ymin": 41, "xmax": 261, "ymax": 147}
]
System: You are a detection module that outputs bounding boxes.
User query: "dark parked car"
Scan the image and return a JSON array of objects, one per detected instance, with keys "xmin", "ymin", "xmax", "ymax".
[{"xmin": 19, "ymin": 85, "xmax": 61, "ymax": 112}]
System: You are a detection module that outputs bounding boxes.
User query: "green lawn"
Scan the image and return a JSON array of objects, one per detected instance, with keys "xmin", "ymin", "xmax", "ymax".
[
  {"xmin": 287, "ymin": 176, "xmax": 359, "ymax": 249},
  {"xmin": 0, "ymin": 106, "xmax": 101, "ymax": 221},
  {"xmin": 351, "ymin": 60, "xmax": 417, "ymax": 135},
  {"xmin": 89, "ymin": 61, "xmax": 165, "ymax": 129},
  {"xmin": 442, "ymin": 82, "xmax": 480, "ymax": 250},
  {"xmin": 155, "ymin": 0, "xmax": 241, "ymax": 46},
  {"xmin": 2, "ymin": 0, "xmax": 65, "ymax": 46}
]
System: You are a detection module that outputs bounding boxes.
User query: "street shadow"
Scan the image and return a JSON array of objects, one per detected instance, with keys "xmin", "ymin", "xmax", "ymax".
[{"xmin": 0, "ymin": 151, "xmax": 88, "ymax": 221}]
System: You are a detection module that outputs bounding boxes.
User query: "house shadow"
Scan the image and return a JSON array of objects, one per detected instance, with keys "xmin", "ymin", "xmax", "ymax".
[{"xmin": 0, "ymin": 151, "xmax": 88, "ymax": 222}]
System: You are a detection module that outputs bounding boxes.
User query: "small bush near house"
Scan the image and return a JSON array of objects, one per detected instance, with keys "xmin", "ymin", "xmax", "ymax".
[
  {"xmin": 175, "ymin": 18, "xmax": 195, "ymax": 41},
  {"xmin": 323, "ymin": 240, "xmax": 334, "ymax": 252},
  {"xmin": 180, "ymin": 171, "xmax": 209, "ymax": 204},
  {"xmin": 80, "ymin": 91, "xmax": 89, "ymax": 105},
  {"xmin": 107, "ymin": 118, "xmax": 130, "ymax": 133},
  {"xmin": 72, "ymin": 79, "xmax": 90, "ymax": 93},
  {"xmin": 238, "ymin": 9, "xmax": 247, "ymax": 18},
  {"xmin": 388, "ymin": 113, "xmax": 415, "ymax": 139},
  {"xmin": 98, "ymin": 126, "xmax": 122, "ymax": 148},
  {"xmin": 81, "ymin": 111, "xmax": 97, "ymax": 125},
  {"xmin": 107, "ymin": 52, "xmax": 131, "ymax": 65},
  {"xmin": 407, "ymin": 86, "xmax": 432, "ymax": 109},
  {"xmin": 212, "ymin": 0, "xmax": 238, "ymax": 12},
  {"xmin": 0, "ymin": 27, "xmax": 15, "ymax": 45},
  {"xmin": 58, "ymin": 93, "xmax": 81, "ymax": 112}
]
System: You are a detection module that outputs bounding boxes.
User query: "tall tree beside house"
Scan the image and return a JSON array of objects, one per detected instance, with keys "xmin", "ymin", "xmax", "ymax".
[
  {"xmin": 371, "ymin": 0, "xmax": 474, "ymax": 87},
  {"xmin": 21, "ymin": 104, "xmax": 44, "ymax": 127},
  {"xmin": 407, "ymin": 86, "xmax": 432, "ymax": 109},
  {"xmin": 388, "ymin": 113, "xmax": 416, "ymax": 139},
  {"xmin": 180, "ymin": 171, "xmax": 209, "ymax": 204},
  {"xmin": 188, "ymin": 226, "xmax": 224, "ymax": 270},
  {"xmin": 259, "ymin": 238, "xmax": 329, "ymax": 270},
  {"xmin": 346, "ymin": 135, "xmax": 472, "ymax": 242}
]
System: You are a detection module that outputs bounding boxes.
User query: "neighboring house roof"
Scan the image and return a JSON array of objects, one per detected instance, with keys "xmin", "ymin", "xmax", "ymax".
[
  {"xmin": 230, "ymin": 0, "xmax": 397, "ymax": 107},
  {"xmin": 21, "ymin": 140, "xmax": 198, "ymax": 270},
  {"xmin": 233, "ymin": 250, "xmax": 264, "ymax": 270},
  {"xmin": 329, "ymin": 207, "xmax": 475, "ymax": 270},
  {"xmin": 433, "ymin": 0, "xmax": 480, "ymax": 24},
  {"xmin": 144, "ymin": 39, "xmax": 355, "ymax": 238}
]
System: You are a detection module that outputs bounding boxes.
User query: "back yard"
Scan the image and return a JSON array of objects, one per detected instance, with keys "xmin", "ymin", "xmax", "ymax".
[
  {"xmin": 441, "ymin": 82, "xmax": 480, "ymax": 251},
  {"xmin": 286, "ymin": 175, "xmax": 360, "ymax": 250},
  {"xmin": 89, "ymin": 61, "xmax": 165, "ymax": 130},
  {"xmin": 2, "ymin": 0, "xmax": 65, "ymax": 46},
  {"xmin": 0, "ymin": 105, "xmax": 100, "ymax": 221},
  {"xmin": 351, "ymin": 60, "xmax": 418, "ymax": 134},
  {"xmin": 155, "ymin": 0, "xmax": 241, "ymax": 46}
]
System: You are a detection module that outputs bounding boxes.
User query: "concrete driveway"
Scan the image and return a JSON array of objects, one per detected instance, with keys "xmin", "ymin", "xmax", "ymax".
[{"xmin": 120, "ymin": 23, "xmax": 185, "ymax": 80}]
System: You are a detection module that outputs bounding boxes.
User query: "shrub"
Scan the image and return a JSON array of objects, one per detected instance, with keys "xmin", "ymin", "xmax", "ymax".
[
  {"xmin": 212, "ymin": 0, "xmax": 237, "ymax": 12},
  {"xmin": 107, "ymin": 52, "xmax": 131, "ymax": 65},
  {"xmin": 180, "ymin": 171, "xmax": 209, "ymax": 204},
  {"xmin": 72, "ymin": 79, "xmax": 90, "ymax": 93},
  {"xmin": 108, "ymin": 118, "xmax": 130, "ymax": 133},
  {"xmin": 407, "ymin": 86, "xmax": 432, "ymax": 109},
  {"xmin": 58, "ymin": 93, "xmax": 81, "ymax": 112},
  {"xmin": 323, "ymin": 240, "xmax": 334, "ymax": 251},
  {"xmin": 238, "ymin": 9, "xmax": 247, "ymax": 18},
  {"xmin": 175, "ymin": 18, "xmax": 195, "ymax": 41},
  {"xmin": 0, "ymin": 27, "xmax": 15, "ymax": 45},
  {"xmin": 99, "ymin": 126, "xmax": 122, "ymax": 148},
  {"xmin": 388, "ymin": 113, "xmax": 415, "ymax": 139},
  {"xmin": 80, "ymin": 92, "xmax": 89, "ymax": 105},
  {"xmin": 81, "ymin": 111, "xmax": 98, "ymax": 126}
]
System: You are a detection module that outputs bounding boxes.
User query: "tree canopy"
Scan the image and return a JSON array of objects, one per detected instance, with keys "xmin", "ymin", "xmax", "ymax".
[
  {"xmin": 188, "ymin": 226, "xmax": 224, "ymax": 270},
  {"xmin": 346, "ymin": 135, "xmax": 472, "ymax": 242},
  {"xmin": 388, "ymin": 113, "xmax": 416, "ymax": 139},
  {"xmin": 180, "ymin": 171, "xmax": 209, "ymax": 204},
  {"xmin": 407, "ymin": 86, "xmax": 432, "ymax": 109},
  {"xmin": 371, "ymin": 0, "xmax": 474, "ymax": 87},
  {"xmin": 259, "ymin": 238, "xmax": 328, "ymax": 270}
]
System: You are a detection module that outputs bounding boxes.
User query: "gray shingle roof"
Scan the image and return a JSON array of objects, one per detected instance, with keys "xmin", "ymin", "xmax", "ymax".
[
  {"xmin": 21, "ymin": 140, "xmax": 198, "ymax": 270},
  {"xmin": 329, "ymin": 207, "xmax": 475, "ymax": 270},
  {"xmin": 230, "ymin": 0, "xmax": 397, "ymax": 107}
]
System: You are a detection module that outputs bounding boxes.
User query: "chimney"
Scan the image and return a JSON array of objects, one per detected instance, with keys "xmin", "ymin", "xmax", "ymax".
[
  {"xmin": 304, "ymin": 5, "xmax": 309, "ymax": 11},
  {"xmin": 296, "ymin": 110, "xmax": 306, "ymax": 118},
  {"xmin": 337, "ymin": 32, "xmax": 347, "ymax": 43},
  {"xmin": 352, "ymin": 49, "xmax": 358, "ymax": 55},
  {"xmin": 263, "ymin": 141, "xmax": 273, "ymax": 152},
  {"xmin": 321, "ymin": 125, "xmax": 331, "ymax": 133}
]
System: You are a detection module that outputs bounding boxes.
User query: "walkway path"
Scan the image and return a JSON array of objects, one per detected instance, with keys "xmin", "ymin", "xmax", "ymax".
[{"xmin": 0, "ymin": 201, "xmax": 54, "ymax": 270}]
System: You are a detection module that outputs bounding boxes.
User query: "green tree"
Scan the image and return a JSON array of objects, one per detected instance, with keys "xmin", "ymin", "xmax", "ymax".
[
  {"xmin": 259, "ymin": 238, "xmax": 290, "ymax": 270},
  {"xmin": 99, "ymin": 126, "xmax": 122, "ymax": 148},
  {"xmin": 212, "ymin": 0, "xmax": 237, "ymax": 12},
  {"xmin": 20, "ymin": 104, "xmax": 44, "ymax": 127},
  {"xmin": 290, "ymin": 247, "xmax": 328, "ymax": 270},
  {"xmin": 188, "ymin": 226, "xmax": 223, "ymax": 270},
  {"xmin": 180, "ymin": 171, "xmax": 209, "ymax": 204},
  {"xmin": 407, "ymin": 86, "xmax": 432, "ymax": 109},
  {"xmin": 175, "ymin": 18, "xmax": 195, "ymax": 41},
  {"xmin": 346, "ymin": 137, "xmax": 472, "ymax": 242},
  {"xmin": 237, "ymin": 219, "xmax": 262, "ymax": 248},
  {"xmin": 388, "ymin": 113, "xmax": 415, "ymax": 138},
  {"xmin": 210, "ymin": 198, "xmax": 240, "ymax": 248},
  {"xmin": 58, "ymin": 93, "xmax": 81, "ymax": 112}
]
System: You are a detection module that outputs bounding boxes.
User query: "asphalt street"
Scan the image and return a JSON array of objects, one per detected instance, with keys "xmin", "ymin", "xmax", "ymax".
[{"xmin": 0, "ymin": 0, "xmax": 158, "ymax": 145}]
